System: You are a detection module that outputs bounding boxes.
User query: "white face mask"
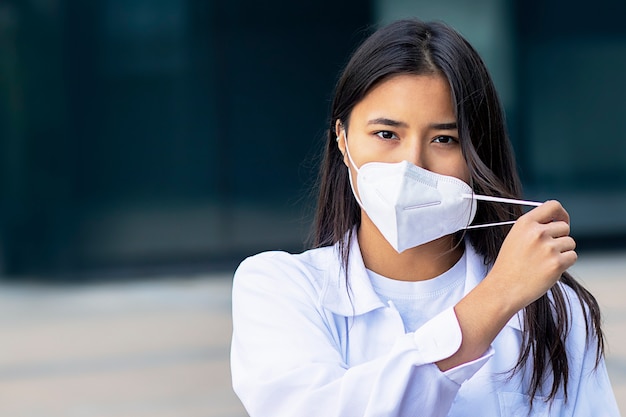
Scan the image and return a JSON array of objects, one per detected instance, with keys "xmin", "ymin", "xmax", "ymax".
[{"xmin": 342, "ymin": 131, "xmax": 541, "ymax": 253}]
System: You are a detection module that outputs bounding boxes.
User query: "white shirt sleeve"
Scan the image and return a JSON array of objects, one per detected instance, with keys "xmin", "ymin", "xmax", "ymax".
[
  {"xmin": 231, "ymin": 254, "xmax": 491, "ymax": 417},
  {"xmin": 413, "ymin": 307, "xmax": 494, "ymax": 385}
]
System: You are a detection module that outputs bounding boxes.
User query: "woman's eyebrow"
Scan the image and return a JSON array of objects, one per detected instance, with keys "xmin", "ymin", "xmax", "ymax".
[
  {"xmin": 367, "ymin": 118, "xmax": 458, "ymax": 131},
  {"xmin": 430, "ymin": 122, "xmax": 458, "ymax": 130},
  {"xmin": 367, "ymin": 117, "xmax": 408, "ymax": 128}
]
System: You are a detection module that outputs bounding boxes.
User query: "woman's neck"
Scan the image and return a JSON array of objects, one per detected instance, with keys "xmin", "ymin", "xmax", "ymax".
[{"xmin": 357, "ymin": 215, "xmax": 464, "ymax": 282}]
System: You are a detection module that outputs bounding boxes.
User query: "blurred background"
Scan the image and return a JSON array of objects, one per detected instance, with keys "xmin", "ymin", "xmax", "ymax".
[
  {"xmin": 0, "ymin": 0, "xmax": 625, "ymax": 416},
  {"xmin": 1, "ymin": 0, "xmax": 625, "ymax": 278}
]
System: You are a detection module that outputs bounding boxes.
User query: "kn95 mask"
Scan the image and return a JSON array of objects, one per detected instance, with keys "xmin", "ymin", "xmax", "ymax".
[{"xmin": 343, "ymin": 132, "xmax": 542, "ymax": 253}]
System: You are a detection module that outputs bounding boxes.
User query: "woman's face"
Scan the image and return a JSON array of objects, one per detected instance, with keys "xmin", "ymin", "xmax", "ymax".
[{"xmin": 336, "ymin": 73, "xmax": 470, "ymax": 193}]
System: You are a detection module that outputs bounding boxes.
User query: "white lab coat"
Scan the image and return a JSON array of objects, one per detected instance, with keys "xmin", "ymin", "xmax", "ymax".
[{"xmin": 231, "ymin": 235, "xmax": 620, "ymax": 416}]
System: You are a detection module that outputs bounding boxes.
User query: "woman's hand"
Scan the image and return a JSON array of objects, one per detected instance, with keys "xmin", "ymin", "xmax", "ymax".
[
  {"xmin": 486, "ymin": 200, "xmax": 577, "ymax": 313},
  {"xmin": 437, "ymin": 200, "xmax": 576, "ymax": 372}
]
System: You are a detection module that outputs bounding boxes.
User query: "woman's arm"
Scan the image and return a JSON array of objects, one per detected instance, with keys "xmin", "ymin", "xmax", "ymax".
[
  {"xmin": 231, "ymin": 253, "xmax": 483, "ymax": 417},
  {"xmin": 437, "ymin": 200, "xmax": 577, "ymax": 371}
]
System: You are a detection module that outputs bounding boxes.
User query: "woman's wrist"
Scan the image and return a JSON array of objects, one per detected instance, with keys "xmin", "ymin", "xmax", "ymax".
[{"xmin": 437, "ymin": 277, "xmax": 519, "ymax": 371}]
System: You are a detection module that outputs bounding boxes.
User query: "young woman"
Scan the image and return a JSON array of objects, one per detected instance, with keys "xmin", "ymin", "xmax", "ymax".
[{"xmin": 230, "ymin": 19, "xmax": 620, "ymax": 416}]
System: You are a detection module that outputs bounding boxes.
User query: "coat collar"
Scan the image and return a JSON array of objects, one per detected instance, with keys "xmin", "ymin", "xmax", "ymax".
[
  {"xmin": 318, "ymin": 231, "xmax": 523, "ymax": 331},
  {"xmin": 319, "ymin": 231, "xmax": 385, "ymax": 317}
]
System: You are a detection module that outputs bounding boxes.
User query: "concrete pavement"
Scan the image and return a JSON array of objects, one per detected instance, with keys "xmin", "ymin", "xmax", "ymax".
[
  {"xmin": 0, "ymin": 275, "xmax": 246, "ymax": 417},
  {"xmin": 0, "ymin": 249, "xmax": 624, "ymax": 416}
]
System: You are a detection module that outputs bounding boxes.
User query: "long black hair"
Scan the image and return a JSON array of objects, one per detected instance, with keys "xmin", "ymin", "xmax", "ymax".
[{"xmin": 312, "ymin": 18, "xmax": 603, "ymax": 404}]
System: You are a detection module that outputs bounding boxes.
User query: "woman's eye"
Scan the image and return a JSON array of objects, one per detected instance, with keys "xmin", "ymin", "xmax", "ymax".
[
  {"xmin": 432, "ymin": 136, "xmax": 458, "ymax": 144},
  {"xmin": 375, "ymin": 131, "xmax": 398, "ymax": 140}
]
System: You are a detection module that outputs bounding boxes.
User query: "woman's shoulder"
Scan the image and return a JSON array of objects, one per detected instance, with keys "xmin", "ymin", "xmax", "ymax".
[
  {"xmin": 233, "ymin": 245, "xmax": 336, "ymax": 298},
  {"xmin": 236, "ymin": 245, "xmax": 335, "ymax": 276}
]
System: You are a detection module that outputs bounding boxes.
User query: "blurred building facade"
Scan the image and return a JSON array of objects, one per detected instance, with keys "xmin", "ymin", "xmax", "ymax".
[{"xmin": 0, "ymin": 0, "xmax": 624, "ymax": 277}]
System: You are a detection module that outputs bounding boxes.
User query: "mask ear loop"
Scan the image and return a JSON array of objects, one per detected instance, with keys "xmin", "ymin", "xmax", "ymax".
[
  {"xmin": 461, "ymin": 193, "xmax": 543, "ymax": 229},
  {"xmin": 341, "ymin": 129, "xmax": 366, "ymax": 208}
]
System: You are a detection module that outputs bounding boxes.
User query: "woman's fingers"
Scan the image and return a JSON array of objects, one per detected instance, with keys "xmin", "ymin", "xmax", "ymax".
[
  {"xmin": 525, "ymin": 200, "xmax": 570, "ymax": 225},
  {"xmin": 487, "ymin": 199, "xmax": 578, "ymax": 311},
  {"xmin": 544, "ymin": 220, "xmax": 570, "ymax": 239},
  {"xmin": 555, "ymin": 235, "xmax": 577, "ymax": 253}
]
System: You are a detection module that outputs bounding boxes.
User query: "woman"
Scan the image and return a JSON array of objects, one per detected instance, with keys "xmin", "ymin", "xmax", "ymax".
[{"xmin": 230, "ymin": 19, "xmax": 620, "ymax": 416}]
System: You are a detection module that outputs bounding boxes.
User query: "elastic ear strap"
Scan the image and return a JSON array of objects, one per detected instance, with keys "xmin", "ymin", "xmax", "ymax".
[
  {"xmin": 462, "ymin": 194, "xmax": 542, "ymax": 230},
  {"xmin": 343, "ymin": 130, "xmax": 360, "ymax": 173},
  {"xmin": 343, "ymin": 130, "xmax": 365, "ymax": 208},
  {"xmin": 462, "ymin": 193, "xmax": 542, "ymax": 207},
  {"xmin": 464, "ymin": 220, "xmax": 516, "ymax": 230}
]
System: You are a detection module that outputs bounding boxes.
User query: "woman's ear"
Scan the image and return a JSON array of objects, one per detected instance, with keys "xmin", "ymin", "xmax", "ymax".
[{"xmin": 335, "ymin": 119, "xmax": 348, "ymax": 166}]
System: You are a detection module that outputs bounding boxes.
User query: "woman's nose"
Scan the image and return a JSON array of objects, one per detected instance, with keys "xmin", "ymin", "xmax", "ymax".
[{"xmin": 403, "ymin": 141, "xmax": 427, "ymax": 169}]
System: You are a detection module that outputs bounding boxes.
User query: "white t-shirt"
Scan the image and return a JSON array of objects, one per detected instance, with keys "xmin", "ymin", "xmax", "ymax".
[{"xmin": 367, "ymin": 250, "xmax": 466, "ymax": 333}]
